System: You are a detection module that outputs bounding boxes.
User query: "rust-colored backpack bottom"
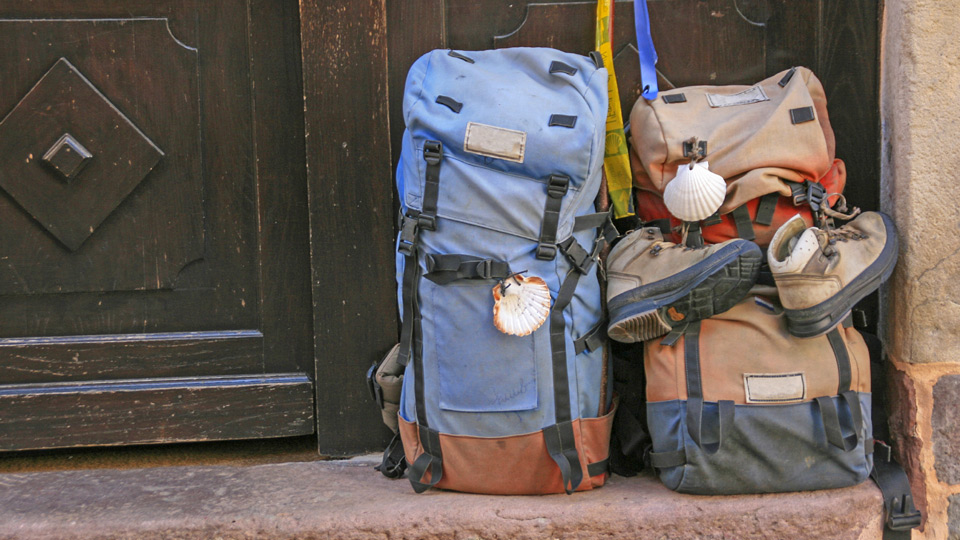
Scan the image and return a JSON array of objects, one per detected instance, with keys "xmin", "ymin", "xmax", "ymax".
[{"xmin": 397, "ymin": 402, "xmax": 616, "ymax": 495}]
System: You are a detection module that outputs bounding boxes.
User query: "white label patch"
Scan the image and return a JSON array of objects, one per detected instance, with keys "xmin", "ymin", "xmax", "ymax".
[
  {"xmin": 463, "ymin": 122, "xmax": 526, "ymax": 163},
  {"xmin": 743, "ymin": 372, "xmax": 806, "ymax": 404},
  {"xmin": 705, "ymin": 86, "xmax": 770, "ymax": 108}
]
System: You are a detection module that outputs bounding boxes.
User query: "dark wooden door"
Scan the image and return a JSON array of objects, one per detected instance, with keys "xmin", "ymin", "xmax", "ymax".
[
  {"xmin": 0, "ymin": 0, "xmax": 315, "ymax": 450},
  {"xmin": 300, "ymin": 0, "xmax": 880, "ymax": 454}
]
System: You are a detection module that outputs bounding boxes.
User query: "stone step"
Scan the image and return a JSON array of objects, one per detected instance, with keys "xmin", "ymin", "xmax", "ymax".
[{"xmin": 0, "ymin": 454, "xmax": 884, "ymax": 539}]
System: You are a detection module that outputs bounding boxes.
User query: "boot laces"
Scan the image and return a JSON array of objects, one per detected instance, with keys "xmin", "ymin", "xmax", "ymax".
[{"xmin": 817, "ymin": 193, "xmax": 865, "ymax": 256}]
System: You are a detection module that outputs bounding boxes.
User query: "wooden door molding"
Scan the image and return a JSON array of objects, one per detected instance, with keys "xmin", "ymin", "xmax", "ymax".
[{"xmin": 0, "ymin": 0, "xmax": 315, "ymax": 451}]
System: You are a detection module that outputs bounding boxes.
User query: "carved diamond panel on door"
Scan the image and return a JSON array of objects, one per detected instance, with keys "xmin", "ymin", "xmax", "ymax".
[
  {"xmin": 0, "ymin": 58, "xmax": 165, "ymax": 251},
  {"xmin": 0, "ymin": 1, "xmax": 315, "ymax": 451},
  {"xmin": 0, "ymin": 18, "xmax": 204, "ymax": 295}
]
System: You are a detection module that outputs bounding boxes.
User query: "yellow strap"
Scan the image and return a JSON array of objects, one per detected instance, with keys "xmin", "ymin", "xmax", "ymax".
[{"xmin": 596, "ymin": 0, "xmax": 634, "ymax": 219}]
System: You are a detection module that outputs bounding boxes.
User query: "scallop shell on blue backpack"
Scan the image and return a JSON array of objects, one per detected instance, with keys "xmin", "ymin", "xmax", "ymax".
[{"xmin": 491, "ymin": 274, "xmax": 551, "ymax": 337}]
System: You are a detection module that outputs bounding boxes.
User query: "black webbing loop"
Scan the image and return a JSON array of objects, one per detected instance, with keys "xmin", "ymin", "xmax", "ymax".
[
  {"xmin": 537, "ymin": 174, "xmax": 569, "ymax": 260},
  {"xmin": 420, "ymin": 141, "xmax": 443, "ymax": 231},
  {"xmin": 549, "ymin": 114, "xmax": 578, "ymax": 128},
  {"xmin": 687, "ymin": 398, "xmax": 735, "ymax": 455},
  {"xmin": 551, "ymin": 267, "xmax": 582, "ymax": 423},
  {"xmin": 377, "ymin": 432, "xmax": 408, "ymax": 479},
  {"xmin": 447, "ymin": 50, "xmax": 475, "ymax": 63},
  {"xmin": 649, "ymin": 449, "xmax": 686, "ymax": 469},
  {"xmin": 574, "ymin": 318, "xmax": 607, "ymax": 355},
  {"xmin": 660, "ymin": 323, "xmax": 688, "ymax": 347},
  {"xmin": 814, "ymin": 395, "xmax": 861, "ymax": 452},
  {"xmin": 435, "ymin": 95, "xmax": 463, "ymax": 114},
  {"xmin": 423, "ymin": 254, "xmax": 510, "ymax": 284},
  {"xmin": 589, "ymin": 51, "xmax": 604, "ymax": 69},
  {"xmin": 684, "ymin": 220, "xmax": 704, "ymax": 248},
  {"xmin": 586, "ymin": 459, "xmax": 608, "ymax": 478},
  {"xmin": 827, "ymin": 328, "xmax": 852, "ymax": 393},
  {"xmin": 778, "ymin": 66, "xmax": 798, "ymax": 87},
  {"xmin": 755, "ymin": 192, "xmax": 779, "ymax": 226},
  {"xmin": 408, "ymin": 426, "xmax": 444, "ymax": 493},
  {"xmin": 549, "ymin": 61, "xmax": 578, "ymax": 75},
  {"xmin": 731, "ymin": 204, "xmax": 756, "ymax": 241},
  {"xmin": 543, "ymin": 421, "xmax": 583, "ymax": 494},
  {"xmin": 397, "ymin": 222, "xmax": 420, "ymax": 368},
  {"xmin": 871, "ymin": 441, "xmax": 922, "ymax": 538},
  {"xmin": 683, "ymin": 321, "xmax": 734, "ymax": 454},
  {"xmin": 543, "ymin": 264, "xmax": 587, "ymax": 493}
]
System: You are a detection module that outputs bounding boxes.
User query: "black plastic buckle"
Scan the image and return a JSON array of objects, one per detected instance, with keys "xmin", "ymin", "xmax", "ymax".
[
  {"xmin": 888, "ymin": 496, "xmax": 922, "ymax": 531},
  {"xmin": 806, "ymin": 181, "xmax": 826, "ymax": 212},
  {"xmin": 365, "ymin": 362, "xmax": 383, "ymax": 408},
  {"xmin": 475, "ymin": 259, "xmax": 493, "ymax": 279},
  {"xmin": 423, "ymin": 140, "xmax": 442, "ymax": 165},
  {"xmin": 398, "ymin": 215, "xmax": 418, "ymax": 256},
  {"xmin": 548, "ymin": 174, "xmax": 570, "ymax": 198},
  {"xmin": 559, "ymin": 237, "xmax": 592, "ymax": 274},
  {"xmin": 536, "ymin": 244, "xmax": 557, "ymax": 260},
  {"xmin": 417, "ymin": 213, "xmax": 437, "ymax": 231}
]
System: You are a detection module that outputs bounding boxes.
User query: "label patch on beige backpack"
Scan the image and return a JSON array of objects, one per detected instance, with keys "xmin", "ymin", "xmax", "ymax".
[
  {"xmin": 743, "ymin": 372, "xmax": 806, "ymax": 403},
  {"xmin": 705, "ymin": 86, "xmax": 769, "ymax": 108},
  {"xmin": 464, "ymin": 122, "xmax": 526, "ymax": 163}
]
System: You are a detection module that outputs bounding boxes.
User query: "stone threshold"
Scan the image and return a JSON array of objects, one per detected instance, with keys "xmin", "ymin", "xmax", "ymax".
[{"xmin": 0, "ymin": 454, "xmax": 884, "ymax": 539}]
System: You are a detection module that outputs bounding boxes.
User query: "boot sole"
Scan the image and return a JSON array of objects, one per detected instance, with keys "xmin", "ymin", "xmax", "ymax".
[
  {"xmin": 607, "ymin": 240, "xmax": 763, "ymax": 343},
  {"xmin": 783, "ymin": 212, "xmax": 899, "ymax": 338}
]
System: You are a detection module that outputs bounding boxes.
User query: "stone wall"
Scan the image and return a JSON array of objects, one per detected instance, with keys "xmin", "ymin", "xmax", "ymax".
[{"xmin": 880, "ymin": 0, "xmax": 960, "ymax": 537}]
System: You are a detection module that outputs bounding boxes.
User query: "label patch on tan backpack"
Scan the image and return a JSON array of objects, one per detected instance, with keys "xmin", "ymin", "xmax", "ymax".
[
  {"xmin": 743, "ymin": 372, "xmax": 806, "ymax": 403},
  {"xmin": 464, "ymin": 122, "xmax": 526, "ymax": 163},
  {"xmin": 705, "ymin": 86, "xmax": 769, "ymax": 108}
]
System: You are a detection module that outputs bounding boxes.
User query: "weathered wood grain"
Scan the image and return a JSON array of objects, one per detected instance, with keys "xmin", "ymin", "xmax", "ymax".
[
  {"xmin": 300, "ymin": 0, "xmax": 399, "ymax": 454},
  {"xmin": 0, "ymin": 331, "xmax": 264, "ymax": 385},
  {"xmin": 249, "ymin": 0, "xmax": 314, "ymax": 375},
  {"xmin": 0, "ymin": 374, "xmax": 315, "ymax": 451}
]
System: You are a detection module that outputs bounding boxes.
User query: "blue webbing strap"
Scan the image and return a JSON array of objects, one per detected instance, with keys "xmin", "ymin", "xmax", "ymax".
[{"xmin": 634, "ymin": 0, "xmax": 659, "ymax": 100}]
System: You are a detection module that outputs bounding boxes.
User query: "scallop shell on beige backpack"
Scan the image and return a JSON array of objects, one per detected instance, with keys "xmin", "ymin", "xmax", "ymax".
[
  {"xmin": 491, "ymin": 274, "xmax": 551, "ymax": 337},
  {"xmin": 663, "ymin": 161, "xmax": 727, "ymax": 222}
]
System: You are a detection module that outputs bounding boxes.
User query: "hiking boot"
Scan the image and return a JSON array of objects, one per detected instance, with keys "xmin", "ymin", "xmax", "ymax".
[
  {"xmin": 605, "ymin": 227, "xmax": 763, "ymax": 343},
  {"xmin": 767, "ymin": 211, "xmax": 898, "ymax": 338}
]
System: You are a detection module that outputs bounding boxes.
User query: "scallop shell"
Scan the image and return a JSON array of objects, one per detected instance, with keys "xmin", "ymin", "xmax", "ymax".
[
  {"xmin": 492, "ymin": 274, "xmax": 551, "ymax": 337},
  {"xmin": 663, "ymin": 161, "xmax": 726, "ymax": 222}
]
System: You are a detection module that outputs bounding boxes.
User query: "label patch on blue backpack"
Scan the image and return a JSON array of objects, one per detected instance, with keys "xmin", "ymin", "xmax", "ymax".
[{"xmin": 464, "ymin": 122, "xmax": 526, "ymax": 163}]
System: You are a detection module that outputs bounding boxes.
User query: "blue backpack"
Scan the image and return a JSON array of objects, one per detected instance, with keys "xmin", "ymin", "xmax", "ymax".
[{"xmin": 394, "ymin": 47, "xmax": 616, "ymax": 494}]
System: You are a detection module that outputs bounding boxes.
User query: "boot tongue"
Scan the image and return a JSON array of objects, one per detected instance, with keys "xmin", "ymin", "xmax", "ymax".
[
  {"xmin": 771, "ymin": 227, "xmax": 823, "ymax": 274},
  {"xmin": 812, "ymin": 228, "xmax": 833, "ymax": 251}
]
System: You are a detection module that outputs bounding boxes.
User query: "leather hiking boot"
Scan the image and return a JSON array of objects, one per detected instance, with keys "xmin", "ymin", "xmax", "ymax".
[
  {"xmin": 768, "ymin": 211, "xmax": 898, "ymax": 338},
  {"xmin": 605, "ymin": 226, "xmax": 762, "ymax": 343}
]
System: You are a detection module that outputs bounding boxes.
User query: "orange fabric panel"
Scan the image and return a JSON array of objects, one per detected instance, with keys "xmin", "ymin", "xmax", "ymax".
[
  {"xmin": 397, "ymin": 403, "xmax": 615, "ymax": 495},
  {"xmin": 635, "ymin": 159, "xmax": 846, "ymax": 248},
  {"xmin": 644, "ymin": 297, "xmax": 870, "ymax": 405}
]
